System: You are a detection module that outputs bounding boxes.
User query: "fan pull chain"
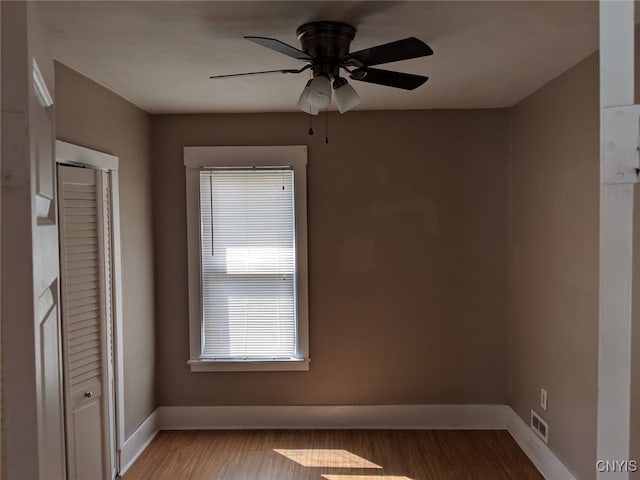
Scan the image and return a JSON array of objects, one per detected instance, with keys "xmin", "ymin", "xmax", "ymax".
[
  {"xmin": 325, "ymin": 108, "xmax": 329, "ymax": 144},
  {"xmin": 308, "ymin": 111, "xmax": 314, "ymax": 136}
]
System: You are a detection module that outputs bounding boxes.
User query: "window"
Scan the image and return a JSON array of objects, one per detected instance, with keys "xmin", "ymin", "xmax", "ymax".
[{"xmin": 184, "ymin": 146, "xmax": 309, "ymax": 371}]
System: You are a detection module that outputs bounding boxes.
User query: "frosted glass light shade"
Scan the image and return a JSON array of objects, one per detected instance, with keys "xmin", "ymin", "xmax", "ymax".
[
  {"xmin": 297, "ymin": 83, "xmax": 319, "ymax": 115},
  {"xmin": 334, "ymin": 81, "xmax": 361, "ymax": 113},
  {"xmin": 307, "ymin": 76, "xmax": 332, "ymax": 109}
]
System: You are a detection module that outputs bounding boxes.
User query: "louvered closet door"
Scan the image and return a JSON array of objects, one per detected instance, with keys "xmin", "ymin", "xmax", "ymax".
[{"xmin": 58, "ymin": 165, "xmax": 114, "ymax": 480}]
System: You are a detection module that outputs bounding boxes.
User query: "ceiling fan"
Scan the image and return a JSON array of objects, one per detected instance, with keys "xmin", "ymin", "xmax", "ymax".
[{"xmin": 210, "ymin": 21, "xmax": 433, "ymax": 114}]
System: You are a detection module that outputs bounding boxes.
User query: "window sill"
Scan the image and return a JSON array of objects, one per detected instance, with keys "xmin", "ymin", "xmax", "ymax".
[{"xmin": 188, "ymin": 358, "xmax": 310, "ymax": 372}]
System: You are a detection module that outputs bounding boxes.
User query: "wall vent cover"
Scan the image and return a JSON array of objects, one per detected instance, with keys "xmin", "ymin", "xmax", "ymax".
[{"xmin": 530, "ymin": 409, "xmax": 549, "ymax": 443}]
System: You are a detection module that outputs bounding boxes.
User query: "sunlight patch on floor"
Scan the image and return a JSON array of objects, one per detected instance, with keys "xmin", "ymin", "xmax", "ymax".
[
  {"xmin": 322, "ymin": 476, "xmax": 414, "ymax": 480},
  {"xmin": 273, "ymin": 449, "xmax": 383, "ymax": 468}
]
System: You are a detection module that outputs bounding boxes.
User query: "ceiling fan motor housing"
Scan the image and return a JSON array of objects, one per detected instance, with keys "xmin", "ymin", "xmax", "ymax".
[
  {"xmin": 296, "ymin": 21, "xmax": 356, "ymax": 78},
  {"xmin": 210, "ymin": 24, "xmax": 431, "ymax": 93}
]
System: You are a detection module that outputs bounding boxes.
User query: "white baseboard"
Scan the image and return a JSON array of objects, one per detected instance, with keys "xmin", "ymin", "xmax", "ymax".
[
  {"xmin": 506, "ymin": 408, "xmax": 577, "ymax": 480},
  {"xmin": 158, "ymin": 404, "xmax": 510, "ymax": 430},
  {"xmin": 120, "ymin": 404, "xmax": 575, "ymax": 480},
  {"xmin": 118, "ymin": 409, "xmax": 160, "ymax": 476}
]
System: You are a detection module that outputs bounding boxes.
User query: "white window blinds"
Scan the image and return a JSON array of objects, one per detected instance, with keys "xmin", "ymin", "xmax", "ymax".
[{"xmin": 199, "ymin": 169, "xmax": 297, "ymax": 359}]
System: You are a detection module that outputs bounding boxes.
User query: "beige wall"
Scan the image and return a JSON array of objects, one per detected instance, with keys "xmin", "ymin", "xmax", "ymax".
[
  {"xmin": 152, "ymin": 109, "xmax": 510, "ymax": 406},
  {"xmin": 54, "ymin": 62, "xmax": 155, "ymax": 437},
  {"xmin": 509, "ymin": 53, "xmax": 599, "ymax": 480}
]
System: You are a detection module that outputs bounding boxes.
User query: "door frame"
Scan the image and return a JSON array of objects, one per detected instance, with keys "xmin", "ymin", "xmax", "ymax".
[
  {"xmin": 55, "ymin": 139, "xmax": 126, "ymax": 475},
  {"xmin": 598, "ymin": 1, "xmax": 637, "ymax": 478}
]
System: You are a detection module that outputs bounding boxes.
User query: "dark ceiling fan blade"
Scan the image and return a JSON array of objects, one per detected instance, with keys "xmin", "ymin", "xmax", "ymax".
[
  {"xmin": 349, "ymin": 67, "xmax": 428, "ymax": 90},
  {"xmin": 345, "ymin": 37, "xmax": 433, "ymax": 67},
  {"xmin": 210, "ymin": 65, "xmax": 310, "ymax": 79},
  {"xmin": 245, "ymin": 36, "xmax": 312, "ymax": 61}
]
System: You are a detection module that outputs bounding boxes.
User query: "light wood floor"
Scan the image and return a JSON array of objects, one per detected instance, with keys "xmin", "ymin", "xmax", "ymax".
[{"xmin": 123, "ymin": 430, "xmax": 543, "ymax": 480}]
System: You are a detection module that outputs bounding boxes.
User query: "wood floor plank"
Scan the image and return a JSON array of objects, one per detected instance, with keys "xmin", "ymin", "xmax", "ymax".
[{"xmin": 123, "ymin": 430, "xmax": 543, "ymax": 480}]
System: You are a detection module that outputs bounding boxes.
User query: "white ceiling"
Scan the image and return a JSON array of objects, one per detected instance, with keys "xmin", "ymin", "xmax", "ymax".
[{"xmin": 37, "ymin": 1, "xmax": 599, "ymax": 114}]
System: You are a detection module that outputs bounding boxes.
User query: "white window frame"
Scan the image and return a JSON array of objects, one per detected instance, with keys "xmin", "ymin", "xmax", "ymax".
[{"xmin": 184, "ymin": 146, "xmax": 309, "ymax": 372}]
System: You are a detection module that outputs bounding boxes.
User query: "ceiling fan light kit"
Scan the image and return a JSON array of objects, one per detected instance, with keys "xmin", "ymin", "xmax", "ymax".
[
  {"xmin": 210, "ymin": 21, "xmax": 433, "ymax": 116},
  {"xmin": 306, "ymin": 75, "xmax": 332, "ymax": 109},
  {"xmin": 296, "ymin": 79, "xmax": 319, "ymax": 115},
  {"xmin": 333, "ymin": 77, "xmax": 361, "ymax": 114}
]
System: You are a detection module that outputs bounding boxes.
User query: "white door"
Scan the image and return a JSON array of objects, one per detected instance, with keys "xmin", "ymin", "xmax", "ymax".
[
  {"xmin": 58, "ymin": 165, "xmax": 115, "ymax": 480},
  {"xmin": 2, "ymin": 4, "xmax": 66, "ymax": 478}
]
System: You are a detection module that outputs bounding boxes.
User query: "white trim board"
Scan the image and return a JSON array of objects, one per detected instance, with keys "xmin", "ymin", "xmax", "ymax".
[
  {"xmin": 597, "ymin": 2, "xmax": 636, "ymax": 478},
  {"xmin": 56, "ymin": 139, "xmax": 118, "ymax": 171},
  {"xmin": 120, "ymin": 404, "xmax": 575, "ymax": 480},
  {"xmin": 118, "ymin": 410, "xmax": 160, "ymax": 476}
]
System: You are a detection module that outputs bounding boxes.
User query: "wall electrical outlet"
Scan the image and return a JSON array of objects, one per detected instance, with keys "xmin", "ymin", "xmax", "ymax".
[{"xmin": 541, "ymin": 388, "xmax": 548, "ymax": 411}]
